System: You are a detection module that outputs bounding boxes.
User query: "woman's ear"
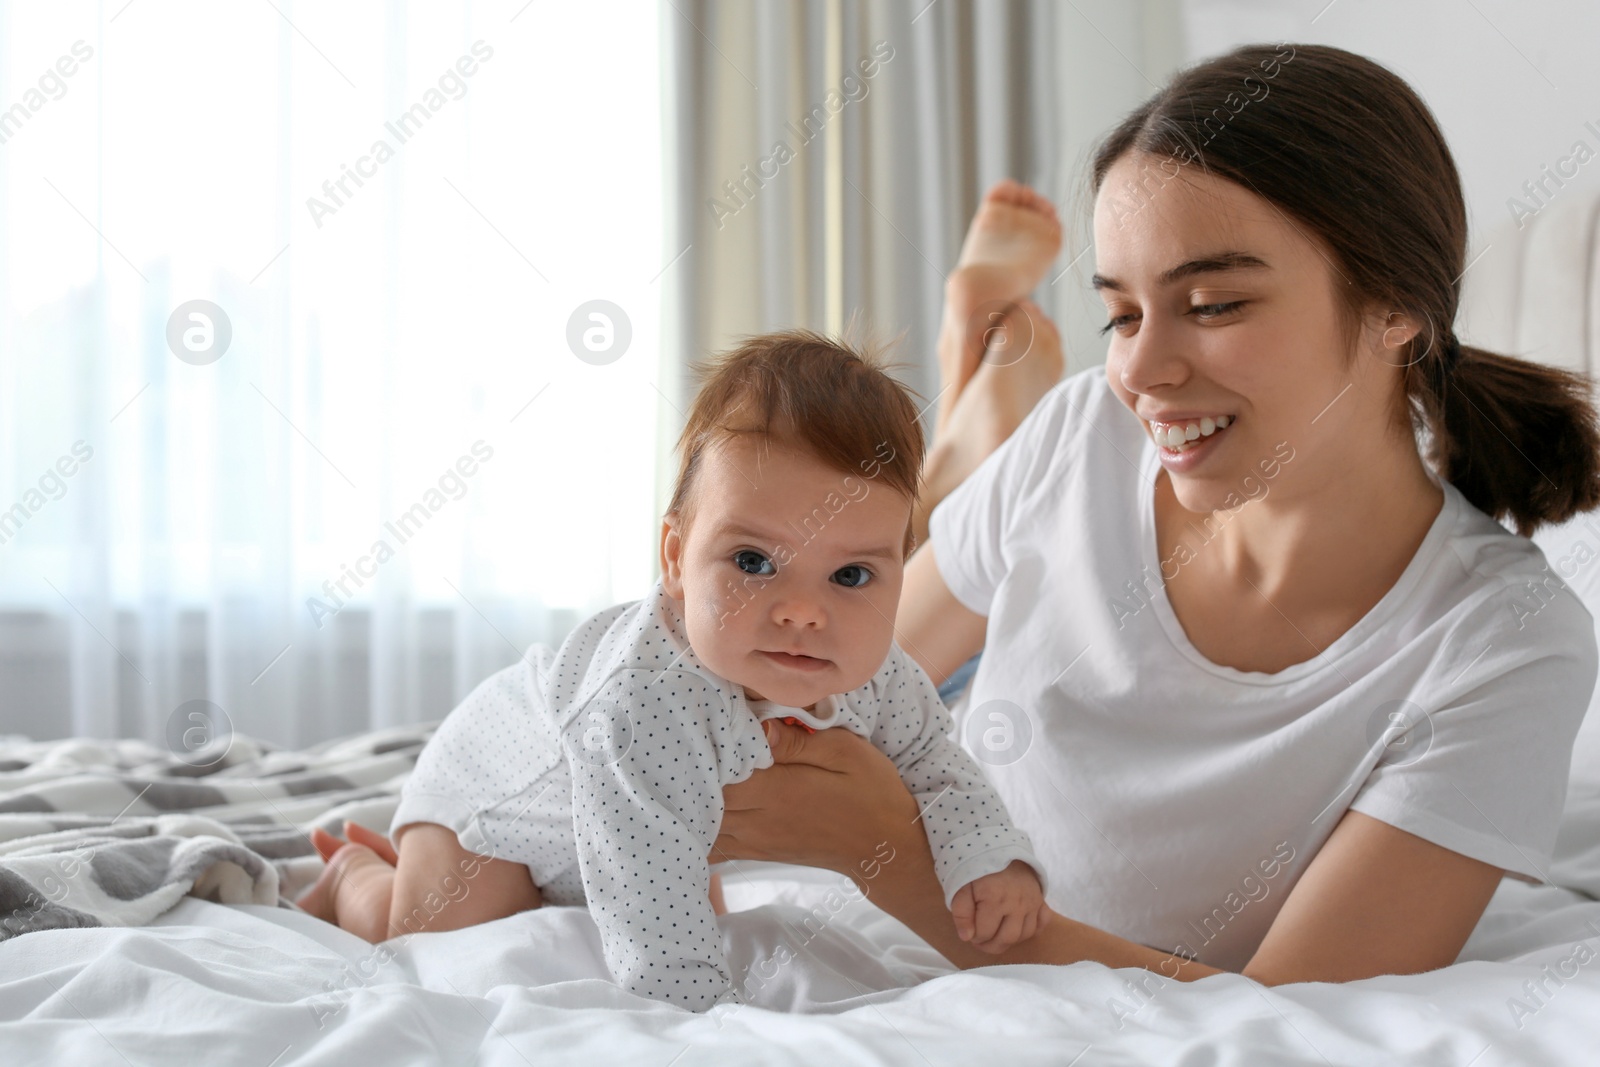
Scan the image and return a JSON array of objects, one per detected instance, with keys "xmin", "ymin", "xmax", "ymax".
[
  {"xmin": 1370, "ymin": 308, "xmax": 1422, "ymax": 365},
  {"xmin": 660, "ymin": 512, "xmax": 686, "ymax": 599}
]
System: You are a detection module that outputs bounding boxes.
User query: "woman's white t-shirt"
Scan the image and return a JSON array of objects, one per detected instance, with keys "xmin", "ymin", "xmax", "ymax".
[{"xmin": 929, "ymin": 367, "xmax": 1597, "ymax": 972}]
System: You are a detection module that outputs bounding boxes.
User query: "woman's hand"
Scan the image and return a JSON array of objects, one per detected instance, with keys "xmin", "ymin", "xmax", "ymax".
[
  {"xmin": 721, "ymin": 723, "xmax": 1073, "ymax": 970},
  {"xmin": 713, "ymin": 720, "xmax": 923, "ymax": 879}
]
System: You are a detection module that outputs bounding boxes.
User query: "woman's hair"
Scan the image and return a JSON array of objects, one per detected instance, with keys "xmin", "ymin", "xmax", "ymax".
[
  {"xmin": 667, "ymin": 327, "xmax": 926, "ymax": 554},
  {"xmin": 1088, "ymin": 42, "xmax": 1600, "ymax": 535}
]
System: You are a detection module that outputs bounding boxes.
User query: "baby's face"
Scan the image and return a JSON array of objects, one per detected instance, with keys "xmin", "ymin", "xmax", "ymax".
[{"xmin": 660, "ymin": 435, "xmax": 910, "ymax": 710}]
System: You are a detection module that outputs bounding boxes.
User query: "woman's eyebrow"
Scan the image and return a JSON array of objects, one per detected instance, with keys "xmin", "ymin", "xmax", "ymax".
[{"xmin": 1091, "ymin": 251, "xmax": 1271, "ymax": 292}]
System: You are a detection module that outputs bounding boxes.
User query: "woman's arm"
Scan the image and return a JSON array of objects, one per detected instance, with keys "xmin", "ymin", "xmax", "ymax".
[
  {"xmin": 716, "ymin": 722, "xmax": 1226, "ymax": 977},
  {"xmin": 896, "ymin": 542, "xmax": 987, "ymax": 688},
  {"xmin": 862, "ymin": 803, "xmax": 1505, "ymax": 983},
  {"xmin": 1238, "ymin": 810, "xmax": 1504, "ymax": 984},
  {"xmin": 717, "ymin": 722, "xmax": 1506, "ymax": 986}
]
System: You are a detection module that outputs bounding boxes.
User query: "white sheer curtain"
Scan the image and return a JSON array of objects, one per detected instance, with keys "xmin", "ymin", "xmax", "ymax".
[{"xmin": 0, "ymin": 0, "xmax": 665, "ymax": 748}]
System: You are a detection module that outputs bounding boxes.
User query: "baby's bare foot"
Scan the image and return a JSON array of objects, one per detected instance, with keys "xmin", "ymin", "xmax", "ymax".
[
  {"xmin": 294, "ymin": 839, "xmax": 393, "ymax": 938},
  {"xmin": 940, "ymin": 180, "xmax": 1063, "ymax": 422},
  {"xmin": 310, "ymin": 825, "xmax": 344, "ymax": 863},
  {"xmin": 344, "ymin": 822, "xmax": 399, "ymax": 866},
  {"xmin": 294, "ymin": 839, "xmax": 352, "ymax": 922}
]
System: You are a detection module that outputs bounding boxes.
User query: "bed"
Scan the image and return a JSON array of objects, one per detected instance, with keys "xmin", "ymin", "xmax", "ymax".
[
  {"xmin": 6, "ymin": 197, "xmax": 1600, "ymax": 1067},
  {"xmin": 0, "ymin": 715, "xmax": 1598, "ymax": 1065}
]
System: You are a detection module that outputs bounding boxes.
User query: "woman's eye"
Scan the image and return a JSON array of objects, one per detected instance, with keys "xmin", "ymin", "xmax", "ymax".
[
  {"xmin": 1098, "ymin": 313, "xmax": 1137, "ymax": 336},
  {"xmin": 1099, "ymin": 301, "xmax": 1244, "ymax": 336},
  {"xmin": 733, "ymin": 550, "xmax": 775, "ymax": 577},
  {"xmin": 1190, "ymin": 300, "xmax": 1243, "ymax": 320},
  {"xmin": 832, "ymin": 565, "xmax": 872, "ymax": 589}
]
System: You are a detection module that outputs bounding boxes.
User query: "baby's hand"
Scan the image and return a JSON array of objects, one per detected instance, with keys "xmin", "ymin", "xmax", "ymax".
[{"xmin": 951, "ymin": 860, "xmax": 1046, "ymax": 954}]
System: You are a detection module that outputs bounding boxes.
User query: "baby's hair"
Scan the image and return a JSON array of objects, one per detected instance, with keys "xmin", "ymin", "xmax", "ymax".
[{"xmin": 667, "ymin": 326, "xmax": 927, "ymax": 554}]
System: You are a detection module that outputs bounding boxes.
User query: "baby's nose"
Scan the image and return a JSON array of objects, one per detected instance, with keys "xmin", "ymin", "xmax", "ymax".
[{"xmin": 772, "ymin": 597, "xmax": 824, "ymax": 627}]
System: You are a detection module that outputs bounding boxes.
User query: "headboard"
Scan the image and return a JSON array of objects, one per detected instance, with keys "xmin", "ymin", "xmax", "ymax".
[
  {"xmin": 1460, "ymin": 184, "xmax": 1600, "ymax": 376},
  {"xmin": 1463, "ymin": 184, "xmax": 1600, "ymax": 785}
]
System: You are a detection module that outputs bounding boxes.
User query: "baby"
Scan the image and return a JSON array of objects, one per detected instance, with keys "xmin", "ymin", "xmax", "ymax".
[{"xmin": 298, "ymin": 329, "xmax": 1047, "ymax": 1011}]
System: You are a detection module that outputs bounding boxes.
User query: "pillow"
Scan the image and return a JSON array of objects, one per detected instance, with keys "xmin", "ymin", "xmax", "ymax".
[{"xmin": 1529, "ymin": 509, "xmax": 1600, "ymax": 787}]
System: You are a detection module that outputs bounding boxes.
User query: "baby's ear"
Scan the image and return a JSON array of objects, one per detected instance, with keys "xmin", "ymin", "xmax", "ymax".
[{"xmin": 659, "ymin": 512, "xmax": 685, "ymax": 598}]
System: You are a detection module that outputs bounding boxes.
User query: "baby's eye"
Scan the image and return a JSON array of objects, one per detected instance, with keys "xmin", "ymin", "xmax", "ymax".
[
  {"xmin": 832, "ymin": 565, "xmax": 872, "ymax": 589},
  {"xmin": 733, "ymin": 549, "xmax": 775, "ymax": 577}
]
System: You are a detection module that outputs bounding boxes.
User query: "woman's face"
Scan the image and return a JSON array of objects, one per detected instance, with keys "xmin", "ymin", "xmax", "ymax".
[{"xmin": 1092, "ymin": 151, "xmax": 1404, "ymax": 513}]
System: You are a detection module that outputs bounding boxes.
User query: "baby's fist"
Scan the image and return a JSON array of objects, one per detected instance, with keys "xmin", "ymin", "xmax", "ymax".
[{"xmin": 950, "ymin": 860, "xmax": 1046, "ymax": 954}]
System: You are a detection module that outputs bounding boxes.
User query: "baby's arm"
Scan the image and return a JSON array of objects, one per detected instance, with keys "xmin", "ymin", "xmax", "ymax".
[
  {"xmin": 866, "ymin": 646, "xmax": 1048, "ymax": 933},
  {"xmin": 566, "ymin": 670, "xmax": 735, "ymax": 1012}
]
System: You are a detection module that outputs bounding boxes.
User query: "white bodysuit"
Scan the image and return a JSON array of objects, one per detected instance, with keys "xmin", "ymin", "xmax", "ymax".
[{"xmin": 390, "ymin": 579, "xmax": 1043, "ymax": 1011}]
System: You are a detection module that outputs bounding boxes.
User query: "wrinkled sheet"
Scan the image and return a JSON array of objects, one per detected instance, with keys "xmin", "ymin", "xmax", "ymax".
[
  {"xmin": 2, "ymin": 856, "xmax": 1599, "ymax": 1065},
  {"xmin": 2, "ymin": 729, "xmax": 1599, "ymax": 1064}
]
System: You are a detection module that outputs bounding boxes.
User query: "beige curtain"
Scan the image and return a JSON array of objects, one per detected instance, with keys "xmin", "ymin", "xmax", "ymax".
[{"xmin": 656, "ymin": 0, "xmax": 1059, "ymax": 507}]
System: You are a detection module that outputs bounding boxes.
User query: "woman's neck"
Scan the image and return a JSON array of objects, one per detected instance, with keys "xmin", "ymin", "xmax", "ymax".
[
  {"xmin": 1199, "ymin": 435, "xmax": 1445, "ymax": 607},
  {"xmin": 1154, "ymin": 431, "xmax": 1446, "ymax": 673}
]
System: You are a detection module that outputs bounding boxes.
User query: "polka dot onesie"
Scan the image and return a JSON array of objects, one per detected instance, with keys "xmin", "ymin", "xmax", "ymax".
[{"xmin": 391, "ymin": 578, "xmax": 1044, "ymax": 1012}]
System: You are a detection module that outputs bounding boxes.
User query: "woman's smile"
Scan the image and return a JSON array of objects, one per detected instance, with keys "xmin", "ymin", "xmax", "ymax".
[
  {"xmin": 1144, "ymin": 412, "xmax": 1237, "ymax": 472},
  {"xmin": 1144, "ymin": 412, "xmax": 1233, "ymax": 450}
]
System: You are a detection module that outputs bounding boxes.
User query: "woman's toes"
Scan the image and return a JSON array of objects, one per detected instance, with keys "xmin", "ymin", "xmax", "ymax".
[
  {"xmin": 986, "ymin": 177, "xmax": 1056, "ymax": 216},
  {"xmin": 983, "ymin": 177, "xmax": 1028, "ymax": 206},
  {"xmin": 952, "ymin": 184, "xmax": 1063, "ymax": 290}
]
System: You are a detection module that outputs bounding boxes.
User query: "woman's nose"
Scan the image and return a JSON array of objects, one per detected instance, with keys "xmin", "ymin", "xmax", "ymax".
[{"xmin": 1115, "ymin": 322, "xmax": 1189, "ymax": 396}]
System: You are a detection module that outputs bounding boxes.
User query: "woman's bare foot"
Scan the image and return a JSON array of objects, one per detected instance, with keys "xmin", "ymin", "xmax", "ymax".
[
  {"xmin": 920, "ymin": 300, "xmax": 1065, "ymax": 543},
  {"xmin": 939, "ymin": 179, "xmax": 1063, "ymax": 424},
  {"xmin": 953, "ymin": 179, "xmax": 1063, "ymax": 294}
]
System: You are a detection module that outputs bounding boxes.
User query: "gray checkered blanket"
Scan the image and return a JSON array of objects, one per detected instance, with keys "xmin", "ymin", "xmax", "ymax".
[{"xmin": 0, "ymin": 724, "xmax": 434, "ymax": 940}]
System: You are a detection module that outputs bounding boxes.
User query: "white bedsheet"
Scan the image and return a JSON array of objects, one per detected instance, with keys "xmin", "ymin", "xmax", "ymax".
[{"xmin": 3, "ymin": 847, "xmax": 1599, "ymax": 1066}]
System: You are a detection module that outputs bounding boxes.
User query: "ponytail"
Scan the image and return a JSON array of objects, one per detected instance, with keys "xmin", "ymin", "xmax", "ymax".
[{"xmin": 1411, "ymin": 338, "xmax": 1600, "ymax": 536}]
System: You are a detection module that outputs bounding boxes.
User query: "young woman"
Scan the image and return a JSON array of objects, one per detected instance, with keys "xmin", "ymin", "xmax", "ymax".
[{"xmin": 714, "ymin": 42, "xmax": 1600, "ymax": 985}]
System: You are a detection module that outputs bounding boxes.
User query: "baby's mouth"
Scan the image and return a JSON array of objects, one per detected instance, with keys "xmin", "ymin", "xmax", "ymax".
[{"xmin": 760, "ymin": 649, "xmax": 831, "ymax": 672}]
